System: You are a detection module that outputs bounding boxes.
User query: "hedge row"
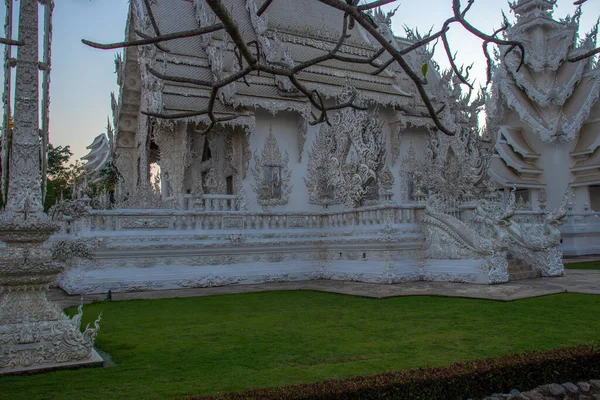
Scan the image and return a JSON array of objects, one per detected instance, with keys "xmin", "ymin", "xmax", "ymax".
[{"xmin": 192, "ymin": 345, "xmax": 600, "ymax": 400}]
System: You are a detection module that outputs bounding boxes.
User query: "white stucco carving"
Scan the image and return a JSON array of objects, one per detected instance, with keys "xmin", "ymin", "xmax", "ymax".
[
  {"xmin": 0, "ymin": 0, "xmax": 100, "ymax": 374},
  {"xmin": 252, "ymin": 128, "xmax": 292, "ymax": 208}
]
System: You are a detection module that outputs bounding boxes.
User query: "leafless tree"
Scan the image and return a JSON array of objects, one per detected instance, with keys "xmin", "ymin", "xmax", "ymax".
[{"xmin": 82, "ymin": 0, "xmax": 593, "ymax": 136}]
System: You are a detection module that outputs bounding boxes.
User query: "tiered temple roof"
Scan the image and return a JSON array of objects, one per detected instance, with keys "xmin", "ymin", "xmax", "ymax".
[
  {"xmin": 119, "ymin": 0, "xmax": 435, "ymax": 131},
  {"xmin": 487, "ymin": 0, "xmax": 600, "ymax": 189}
]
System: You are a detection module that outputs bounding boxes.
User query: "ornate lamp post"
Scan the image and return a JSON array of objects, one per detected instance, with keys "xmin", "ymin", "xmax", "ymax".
[{"xmin": 0, "ymin": 0, "xmax": 101, "ymax": 374}]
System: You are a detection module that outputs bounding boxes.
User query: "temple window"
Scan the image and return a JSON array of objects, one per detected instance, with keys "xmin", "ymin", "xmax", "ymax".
[
  {"xmin": 226, "ymin": 176, "xmax": 234, "ymax": 195},
  {"xmin": 201, "ymin": 138, "xmax": 212, "ymax": 162},
  {"xmin": 590, "ymin": 185, "xmax": 600, "ymax": 211},
  {"xmin": 201, "ymin": 171, "xmax": 208, "ymax": 192},
  {"xmin": 515, "ymin": 189, "xmax": 529, "ymax": 203},
  {"xmin": 252, "ymin": 129, "xmax": 291, "ymax": 207},
  {"xmin": 263, "ymin": 165, "xmax": 282, "ymax": 199}
]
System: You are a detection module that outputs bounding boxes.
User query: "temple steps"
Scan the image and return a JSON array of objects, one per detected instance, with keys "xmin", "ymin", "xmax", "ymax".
[{"xmin": 507, "ymin": 256, "xmax": 542, "ymax": 281}]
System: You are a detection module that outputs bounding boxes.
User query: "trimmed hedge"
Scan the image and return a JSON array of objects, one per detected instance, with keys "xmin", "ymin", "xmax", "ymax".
[{"xmin": 192, "ymin": 345, "xmax": 600, "ymax": 400}]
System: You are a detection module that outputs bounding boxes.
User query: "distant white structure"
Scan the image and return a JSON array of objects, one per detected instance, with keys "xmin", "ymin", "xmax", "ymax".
[
  {"xmin": 82, "ymin": 133, "xmax": 112, "ymax": 183},
  {"xmin": 486, "ymin": 0, "xmax": 600, "ymax": 255}
]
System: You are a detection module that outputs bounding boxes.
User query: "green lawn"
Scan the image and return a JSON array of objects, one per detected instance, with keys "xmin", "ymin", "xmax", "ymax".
[
  {"xmin": 1, "ymin": 292, "xmax": 599, "ymax": 400},
  {"xmin": 565, "ymin": 260, "xmax": 600, "ymax": 270}
]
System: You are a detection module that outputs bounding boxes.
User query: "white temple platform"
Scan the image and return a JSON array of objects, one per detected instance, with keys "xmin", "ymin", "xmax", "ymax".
[
  {"xmin": 51, "ymin": 203, "xmax": 570, "ymax": 295},
  {"xmin": 560, "ymin": 212, "xmax": 600, "ymax": 256}
]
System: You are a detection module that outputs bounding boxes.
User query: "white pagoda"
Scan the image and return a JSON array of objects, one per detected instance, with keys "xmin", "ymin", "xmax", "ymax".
[{"xmin": 486, "ymin": 0, "xmax": 600, "ymax": 255}]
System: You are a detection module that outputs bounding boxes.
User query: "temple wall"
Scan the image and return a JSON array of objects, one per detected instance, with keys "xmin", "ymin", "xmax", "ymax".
[
  {"xmin": 531, "ymin": 136, "xmax": 573, "ymax": 209},
  {"xmin": 246, "ymin": 110, "xmax": 316, "ymax": 212},
  {"xmin": 244, "ymin": 108, "xmax": 430, "ymax": 212}
]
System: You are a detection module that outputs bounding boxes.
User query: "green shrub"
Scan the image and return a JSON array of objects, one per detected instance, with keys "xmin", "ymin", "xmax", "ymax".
[{"xmin": 192, "ymin": 345, "xmax": 600, "ymax": 400}]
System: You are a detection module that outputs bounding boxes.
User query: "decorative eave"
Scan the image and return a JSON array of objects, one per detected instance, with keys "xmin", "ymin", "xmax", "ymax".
[
  {"xmin": 155, "ymin": 114, "xmax": 256, "ymax": 134},
  {"xmin": 495, "ymin": 142, "xmax": 542, "ymax": 174},
  {"xmin": 496, "ymin": 68, "xmax": 600, "ymax": 143},
  {"xmin": 571, "ymin": 120, "xmax": 600, "ymax": 156},
  {"xmin": 497, "ymin": 126, "xmax": 539, "ymax": 160},
  {"xmin": 488, "ymin": 156, "xmax": 544, "ymax": 188}
]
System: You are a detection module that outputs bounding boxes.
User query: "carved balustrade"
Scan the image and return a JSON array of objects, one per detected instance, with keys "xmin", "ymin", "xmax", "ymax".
[
  {"xmin": 564, "ymin": 211, "xmax": 600, "ymax": 225},
  {"xmin": 512, "ymin": 210, "xmax": 546, "ymax": 225},
  {"xmin": 71, "ymin": 204, "xmax": 424, "ymax": 234},
  {"xmin": 162, "ymin": 194, "xmax": 239, "ymax": 211}
]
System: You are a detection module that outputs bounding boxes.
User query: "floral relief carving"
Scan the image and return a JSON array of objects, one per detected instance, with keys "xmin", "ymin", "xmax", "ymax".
[
  {"xmin": 312, "ymin": 106, "xmax": 388, "ymax": 208},
  {"xmin": 305, "ymin": 123, "xmax": 338, "ymax": 206},
  {"xmin": 176, "ymin": 276, "xmax": 241, "ymax": 288}
]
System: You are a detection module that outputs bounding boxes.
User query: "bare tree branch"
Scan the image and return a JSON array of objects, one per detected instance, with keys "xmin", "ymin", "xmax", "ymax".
[
  {"xmin": 135, "ymin": 30, "xmax": 170, "ymax": 53},
  {"xmin": 257, "ymin": 0, "xmax": 276, "ymax": 16},
  {"xmin": 482, "ymin": 24, "xmax": 509, "ymax": 85},
  {"xmin": 442, "ymin": 30, "xmax": 473, "ymax": 88},
  {"xmin": 451, "ymin": 0, "xmax": 525, "ymax": 72},
  {"xmin": 0, "ymin": 37, "xmax": 20, "ymax": 46},
  {"xmin": 568, "ymin": 47, "xmax": 600, "ymax": 62},
  {"xmin": 357, "ymin": 0, "xmax": 396, "ymax": 10},
  {"xmin": 84, "ymin": 0, "xmax": 551, "ymax": 137},
  {"xmin": 82, "ymin": 24, "xmax": 224, "ymax": 50}
]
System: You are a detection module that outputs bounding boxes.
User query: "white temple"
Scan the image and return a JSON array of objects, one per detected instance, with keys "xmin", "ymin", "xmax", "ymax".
[
  {"xmin": 64, "ymin": 0, "xmax": 600, "ymax": 295},
  {"xmin": 486, "ymin": 0, "xmax": 600, "ymax": 255}
]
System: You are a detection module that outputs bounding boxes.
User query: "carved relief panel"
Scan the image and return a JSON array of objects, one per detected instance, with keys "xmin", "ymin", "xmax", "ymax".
[
  {"xmin": 310, "ymin": 108, "xmax": 391, "ymax": 208},
  {"xmin": 187, "ymin": 129, "xmax": 237, "ymax": 196},
  {"xmin": 252, "ymin": 128, "xmax": 292, "ymax": 207}
]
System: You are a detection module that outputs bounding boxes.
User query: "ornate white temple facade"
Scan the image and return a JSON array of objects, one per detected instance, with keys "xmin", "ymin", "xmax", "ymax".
[
  {"xmin": 486, "ymin": 0, "xmax": 600, "ymax": 255},
  {"xmin": 59, "ymin": 0, "xmax": 582, "ymax": 295}
]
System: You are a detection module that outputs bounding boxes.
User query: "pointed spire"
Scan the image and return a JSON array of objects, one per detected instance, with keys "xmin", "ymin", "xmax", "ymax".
[{"xmin": 510, "ymin": 0, "xmax": 556, "ymax": 19}]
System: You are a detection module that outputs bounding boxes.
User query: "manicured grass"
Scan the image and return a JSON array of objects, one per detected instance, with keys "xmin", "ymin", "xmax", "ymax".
[
  {"xmin": 565, "ymin": 260, "xmax": 600, "ymax": 270},
  {"xmin": 1, "ymin": 292, "xmax": 599, "ymax": 400}
]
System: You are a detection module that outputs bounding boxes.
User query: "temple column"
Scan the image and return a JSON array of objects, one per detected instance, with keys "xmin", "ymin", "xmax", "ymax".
[
  {"xmin": 5, "ymin": 0, "xmax": 42, "ymax": 212},
  {"xmin": 160, "ymin": 167, "xmax": 170, "ymax": 200},
  {"xmin": 153, "ymin": 123, "xmax": 189, "ymax": 208},
  {"xmin": 0, "ymin": 0, "xmax": 101, "ymax": 374}
]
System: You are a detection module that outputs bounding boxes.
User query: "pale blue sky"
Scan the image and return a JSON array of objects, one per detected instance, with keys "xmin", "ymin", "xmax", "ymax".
[{"xmin": 0, "ymin": 0, "xmax": 598, "ymax": 160}]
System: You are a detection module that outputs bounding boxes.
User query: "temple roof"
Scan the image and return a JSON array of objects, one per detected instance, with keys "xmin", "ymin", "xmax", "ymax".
[{"xmin": 126, "ymin": 0, "xmax": 431, "ymax": 127}]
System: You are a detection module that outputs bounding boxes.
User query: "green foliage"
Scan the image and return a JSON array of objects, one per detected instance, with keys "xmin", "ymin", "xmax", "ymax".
[
  {"xmin": 44, "ymin": 144, "xmax": 84, "ymax": 211},
  {"xmin": 564, "ymin": 260, "xmax": 600, "ymax": 270},
  {"xmin": 47, "ymin": 144, "xmax": 73, "ymax": 179},
  {"xmin": 0, "ymin": 292, "xmax": 599, "ymax": 400},
  {"xmin": 421, "ymin": 63, "xmax": 428, "ymax": 77},
  {"xmin": 90, "ymin": 161, "xmax": 121, "ymax": 194}
]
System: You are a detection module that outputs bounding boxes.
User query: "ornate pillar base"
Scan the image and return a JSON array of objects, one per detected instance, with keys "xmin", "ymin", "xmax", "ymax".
[
  {"xmin": 0, "ymin": 212, "xmax": 101, "ymax": 375},
  {"xmin": 0, "ymin": 294, "xmax": 103, "ymax": 375}
]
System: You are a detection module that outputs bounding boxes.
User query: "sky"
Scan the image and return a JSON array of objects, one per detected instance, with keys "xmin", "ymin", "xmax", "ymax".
[{"xmin": 0, "ymin": 0, "xmax": 598, "ymax": 161}]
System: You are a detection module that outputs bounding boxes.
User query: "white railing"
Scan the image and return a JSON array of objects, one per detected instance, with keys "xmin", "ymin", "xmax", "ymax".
[
  {"xmin": 563, "ymin": 211, "xmax": 600, "ymax": 225},
  {"xmin": 163, "ymin": 194, "xmax": 238, "ymax": 211},
  {"xmin": 512, "ymin": 210, "xmax": 600, "ymax": 226},
  {"xmin": 68, "ymin": 203, "xmax": 425, "ymax": 233},
  {"xmin": 512, "ymin": 210, "xmax": 546, "ymax": 224}
]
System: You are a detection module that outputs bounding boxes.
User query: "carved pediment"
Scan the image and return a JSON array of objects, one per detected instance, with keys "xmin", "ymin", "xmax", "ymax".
[{"xmin": 506, "ymin": 18, "xmax": 577, "ymax": 72}]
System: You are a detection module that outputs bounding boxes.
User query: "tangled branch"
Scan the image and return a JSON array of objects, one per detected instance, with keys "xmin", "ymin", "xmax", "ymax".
[{"xmin": 82, "ymin": 0, "xmax": 535, "ymax": 136}]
